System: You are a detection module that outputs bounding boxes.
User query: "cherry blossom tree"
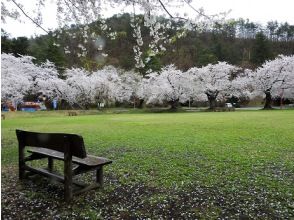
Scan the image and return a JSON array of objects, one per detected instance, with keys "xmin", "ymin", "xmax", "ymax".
[
  {"xmin": 141, "ymin": 65, "xmax": 189, "ymax": 109},
  {"xmin": 62, "ymin": 66, "xmax": 123, "ymax": 109},
  {"xmin": 250, "ymin": 55, "xmax": 294, "ymax": 109},
  {"xmin": 182, "ymin": 68, "xmax": 206, "ymax": 106},
  {"xmin": 63, "ymin": 68, "xmax": 93, "ymax": 108},
  {"xmin": 44, "ymin": 77, "xmax": 76, "ymax": 107},
  {"xmin": 1, "ymin": 53, "xmax": 60, "ymax": 109},
  {"xmin": 31, "ymin": 60, "xmax": 61, "ymax": 96},
  {"xmin": 187, "ymin": 62, "xmax": 240, "ymax": 109},
  {"xmin": 115, "ymin": 71, "xmax": 143, "ymax": 107},
  {"xmin": 91, "ymin": 66, "xmax": 121, "ymax": 106},
  {"xmin": 1, "ymin": 54, "xmax": 32, "ymax": 108},
  {"xmin": 231, "ymin": 69, "xmax": 253, "ymax": 100}
]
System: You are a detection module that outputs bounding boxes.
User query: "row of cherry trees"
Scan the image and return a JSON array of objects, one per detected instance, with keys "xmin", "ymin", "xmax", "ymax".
[{"xmin": 2, "ymin": 53, "xmax": 294, "ymax": 110}]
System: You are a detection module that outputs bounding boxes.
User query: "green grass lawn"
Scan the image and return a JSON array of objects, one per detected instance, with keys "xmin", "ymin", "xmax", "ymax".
[{"xmin": 1, "ymin": 110, "xmax": 294, "ymax": 219}]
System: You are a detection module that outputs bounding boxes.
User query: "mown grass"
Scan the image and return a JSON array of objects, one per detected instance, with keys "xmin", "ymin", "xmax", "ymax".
[{"xmin": 1, "ymin": 110, "xmax": 294, "ymax": 219}]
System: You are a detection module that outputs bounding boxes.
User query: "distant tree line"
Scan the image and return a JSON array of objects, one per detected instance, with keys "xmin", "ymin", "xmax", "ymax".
[
  {"xmin": 2, "ymin": 14, "xmax": 294, "ymax": 73},
  {"xmin": 2, "ymin": 53, "xmax": 294, "ymax": 111},
  {"xmin": 215, "ymin": 19, "xmax": 294, "ymax": 41}
]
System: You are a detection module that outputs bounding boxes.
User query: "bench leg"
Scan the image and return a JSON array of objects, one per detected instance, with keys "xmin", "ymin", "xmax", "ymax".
[
  {"xmin": 96, "ymin": 167, "xmax": 103, "ymax": 187},
  {"xmin": 64, "ymin": 155, "xmax": 72, "ymax": 202},
  {"xmin": 64, "ymin": 169, "xmax": 72, "ymax": 202},
  {"xmin": 48, "ymin": 157, "xmax": 53, "ymax": 172},
  {"xmin": 19, "ymin": 144, "xmax": 25, "ymax": 180},
  {"xmin": 19, "ymin": 163, "xmax": 25, "ymax": 180}
]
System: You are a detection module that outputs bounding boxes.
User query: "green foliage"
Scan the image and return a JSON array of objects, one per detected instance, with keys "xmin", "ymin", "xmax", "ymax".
[
  {"xmin": 1, "ymin": 30, "xmax": 13, "ymax": 53},
  {"xmin": 1, "ymin": 30, "xmax": 29, "ymax": 56},
  {"xmin": 46, "ymin": 38, "xmax": 66, "ymax": 72},
  {"xmin": 28, "ymin": 35, "xmax": 66, "ymax": 71},
  {"xmin": 251, "ymin": 32, "xmax": 273, "ymax": 66},
  {"xmin": 211, "ymin": 41, "xmax": 226, "ymax": 61},
  {"xmin": 139, "ymin": 53, "xmax": 162, "ymax": 75},
  {"xmin": 198, "ymin": 49, "xmax": 218, "ymax": 66},
  {"xmin": 12, "ymin": 37, "xmax": 30, "ymax": 56}
]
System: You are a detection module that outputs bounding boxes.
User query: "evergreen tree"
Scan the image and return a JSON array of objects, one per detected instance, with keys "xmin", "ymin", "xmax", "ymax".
[
  {"xmin": 12, "ymin": 37, "xmax": 29, "ymax": 56},
  {"xmin": 140, "ymin": 55, "xmax": 162, "ymax": 75},
  {"xmin": 1, "ymin": 29, "xmax": 13, "ymax": 54},
  {"xmin": 1, "ymin": 30, "xmax": 29, "ymax": 56},
  {"xmin": 251, "ymin": 32, "xmax": 272, "ymax": 66},
  {"xmin": 29, "ymin": 35, "xmax": 66, "ymax": 74},
  {"xmin": 46, "ymin": 38, "xmax": 66, "ymax": 73}
]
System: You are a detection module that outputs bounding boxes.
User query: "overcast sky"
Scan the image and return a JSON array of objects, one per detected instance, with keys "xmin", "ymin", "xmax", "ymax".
[{"xmin": 2, "ymin": 0, "xmax": 294, "ymax": 38}]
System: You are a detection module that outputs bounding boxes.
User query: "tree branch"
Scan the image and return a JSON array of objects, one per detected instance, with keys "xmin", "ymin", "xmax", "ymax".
[
  {"xmin": 182, "ymin": 0, "xmax": 212, "ymax": 21},
  {"xmin": 10, "ymin": 0, "xmax": 49, "ymax": 34},
  {"xmin": 157, "ymin": 0, "xmax": 188, "ymax": 21}
]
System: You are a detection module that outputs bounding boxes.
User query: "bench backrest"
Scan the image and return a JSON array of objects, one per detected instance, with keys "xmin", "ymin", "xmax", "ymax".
[{"xmin": 16, "ymin": 129, "xmax": 87, "ymax": 158}]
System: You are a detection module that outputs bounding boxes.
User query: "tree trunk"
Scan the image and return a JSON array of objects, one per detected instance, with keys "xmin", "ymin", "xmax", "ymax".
[
  {"xmin": 263, "ymin": 90, "xmax": 273, "ymax": 109},
  {"xmin": 206, "ymin": 94, "xmax": 217, "ymax": 110},
  {"xmin": 169, "ymin": 99, "xmax": 179, "ymax": 110},
  {"xmin": 206, "ymin": 91, "xmax": 219, "ymax": 111},
  {"xmin": 208, "ymin": 98, "xmax": 217, "ymax": 110},
  {"xmin": 138, "ymin": 99, "xmax": 144, "ymax": 109}
]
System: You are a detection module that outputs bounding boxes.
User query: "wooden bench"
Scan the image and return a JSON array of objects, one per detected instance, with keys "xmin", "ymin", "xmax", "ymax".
[
  {"xmin": 214, "ymin": 107, "xmax": 235, "ymax": 112},
  {"xmin": 68, "ymin": 111, "xmax": 78, "ymax": 116},
  {"xmin": 16, "ymin": 129, "xmax": 112, "ymax": 202}
]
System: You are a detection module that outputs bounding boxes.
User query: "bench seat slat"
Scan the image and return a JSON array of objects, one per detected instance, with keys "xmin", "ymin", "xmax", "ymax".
[
  {"xmin": 27, "ymin": 147, "xmax": 112, "ymax": 167},
  {"xmin": 25, "ymin": 165, "xmax": 90, "ymax": 188}
]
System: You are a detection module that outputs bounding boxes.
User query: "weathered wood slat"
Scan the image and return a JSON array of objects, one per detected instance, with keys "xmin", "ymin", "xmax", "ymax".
[
  {"xmin": 24, "ymin": 165, "xmax": 87, "ymax": 188},
  {"xmin": 25, "ymin": 165, "xmax": 64, "ymax": 182},
  {"xmin": 72, "ymin": 164, "xmax": 105, "ymax": 176},
  {"xmin": 27, "ymin": 147, "xmax": 112, "ymax": 167},
  {"xmin": 73, "ymin": 183, "xmax": 100, "ymax": 195},
  {"xmin": 16, "ymin": 129, "xmax": 87, "ymax": 158},
  {"xmin": 24, "ymin": 153, "xmax": 47, "ymax": 162}
]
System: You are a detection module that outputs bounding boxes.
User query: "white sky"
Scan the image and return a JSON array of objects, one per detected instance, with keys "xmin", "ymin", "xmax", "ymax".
[{"xmin": 2, "ymin": 0, "xmax": 294, "ymax": 38}]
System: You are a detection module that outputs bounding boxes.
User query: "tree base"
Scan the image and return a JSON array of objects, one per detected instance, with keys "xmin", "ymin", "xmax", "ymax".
[
  {"xmin": 262, "ymin": 107, "xmax": 274, "ymax": 110},
  {"xmin": 168, "ymin": 107, "xmax": 178, "ymax": 112}
]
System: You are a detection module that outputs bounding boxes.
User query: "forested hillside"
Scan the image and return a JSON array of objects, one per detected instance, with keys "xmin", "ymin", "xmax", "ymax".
[{"xmin": 2, "ymin": 13, "xmax": 294, "ymax": 73}]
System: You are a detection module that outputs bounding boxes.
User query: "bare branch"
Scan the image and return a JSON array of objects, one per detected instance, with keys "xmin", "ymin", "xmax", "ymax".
[
  {"xmin": 10, "ymin": 0, "xmax": 49, "ymax": 34},
  {"xmin": 157, "ymin": 0, "xmax": 188, "ymax": 21},
  {"xmin": 182, "ymin": 0, "xmax": 213, "ymax": 21}
]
